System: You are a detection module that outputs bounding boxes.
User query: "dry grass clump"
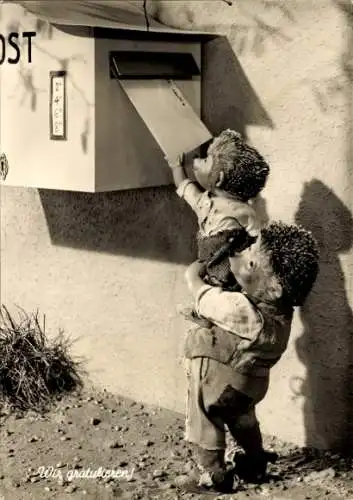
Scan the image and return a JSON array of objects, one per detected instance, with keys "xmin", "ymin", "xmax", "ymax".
[{"xmin": 0, "ymin": 305, "xmax": 84, "ymax": 413}]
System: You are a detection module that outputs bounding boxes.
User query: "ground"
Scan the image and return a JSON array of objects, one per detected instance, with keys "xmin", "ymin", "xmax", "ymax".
[{"xmin": 0, "ymin": 385, "xmax": 352, "ymax": 500}]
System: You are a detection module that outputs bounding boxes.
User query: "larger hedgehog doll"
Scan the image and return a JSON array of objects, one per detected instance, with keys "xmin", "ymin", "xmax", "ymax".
[{"xmin": 179, "ymin": 221, "xmax": 320, "ymax": 494}]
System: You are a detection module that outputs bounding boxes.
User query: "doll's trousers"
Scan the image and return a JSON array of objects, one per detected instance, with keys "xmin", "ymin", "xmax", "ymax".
[{"xmin": 185, "ymin": 357, "xmax": 267, "ymax": 451}]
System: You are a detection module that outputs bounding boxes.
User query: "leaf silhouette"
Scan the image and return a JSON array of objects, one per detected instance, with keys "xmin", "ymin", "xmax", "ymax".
[
  {"xmin": 7, "ymin": 21, "xmax": 20, "ymax": 33},
  {"xmin": 80, "ymin": 117, "xmax": 90, "ymax": 154},
  {"xmin": 186, "ymin": 8, "xmax": 194, "ymax": 24},
  {"xmin": 60, "ymin": 59, "xmax": 69, "ymax": 71},
  {"xmin": 81, "ymin": 133, "xmax": 88, "ymax": 155},
  {"xmin": 237, "ymin": 34, "xmax": 247, "ymax": 55},
  {"xmin": 342, "ymin": 59, "xmax": 353, "ymax": 81},
  {"xmin": 31, "ymin": 93, "xmax": 37, "ymax": 112},
  {"xmin": 258, "ymin": 21, "xmax": 291, "ymax": 43},
  {"xmin": 35, "ymin": 18, "xmax": 46, "ymax": 34},
  {"xmin": 253, "ymin": 30, "xmax": 265, "ymax": 56},
  {"xmin": 312, "ymin": 86, "xmax": 329, "ymax": 113},
  {"xmin": 278, "ymin": 4, "xmax": 296, "ymax": 23},
  {"xmin": 326, "ymin": 76, "xmax": 345, "ymax": 96}
]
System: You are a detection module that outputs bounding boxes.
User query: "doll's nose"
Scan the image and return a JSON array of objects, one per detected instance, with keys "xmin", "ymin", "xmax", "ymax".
[
  {"xmin": 246, "ymin": 260, "xmax": 257, "ymax": 271},
  {"xmin": 193, "ymin": 157, "xmax": 201, "ymax": 169}
]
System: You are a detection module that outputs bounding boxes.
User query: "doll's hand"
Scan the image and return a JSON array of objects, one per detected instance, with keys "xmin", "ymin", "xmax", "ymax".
[
  {"xmin": 166, "ymin": 153, "xmax": 187, "ymax": 188},
  {"xmin": 165, "ymin": 153, "xmax": 185, "ymax": 169},
  {"xmin": 186, "ymin": 260, "xmax": 207, "ymax": 279},
  {"xmin": 198, "ymin": 262, "xmax": 208, "ymax": 279}
]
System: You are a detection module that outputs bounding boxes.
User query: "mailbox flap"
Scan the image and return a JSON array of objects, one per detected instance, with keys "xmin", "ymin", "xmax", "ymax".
[{"xmin": 118, "ymin": 78, "xmax": 212, "ymax": 158}]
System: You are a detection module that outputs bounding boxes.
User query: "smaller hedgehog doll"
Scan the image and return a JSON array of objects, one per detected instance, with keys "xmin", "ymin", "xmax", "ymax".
[{"xmin": 167, "ymin": 129, "xmax": 270, "ymax": 323}]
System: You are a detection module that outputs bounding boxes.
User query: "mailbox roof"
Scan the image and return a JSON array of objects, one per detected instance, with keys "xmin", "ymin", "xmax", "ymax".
[{"xmin": 17, "ymin": 1, "xmax": 215, "ymax": 40}]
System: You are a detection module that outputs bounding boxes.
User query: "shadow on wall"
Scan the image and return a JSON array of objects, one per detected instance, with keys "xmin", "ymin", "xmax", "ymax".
[
  {"xmin": 39, "ymin": 36, "xmax": 273, "ymax": 262},
  {"xmin": 293, "ymin": 179, "xmax": 353, "ymax": 452},
  {"xmin": 201, "ymin": 35, "xmax": 274, "ymax": 138},
  {"xmin": 38, "ymin": 186, "xmax": 197, "ymax": 265}
]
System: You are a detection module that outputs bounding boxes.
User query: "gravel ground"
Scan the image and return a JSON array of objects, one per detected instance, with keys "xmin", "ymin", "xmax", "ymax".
[{"xmin": 0, "ymin": 385, "xmax": 352, "ymax": 500}]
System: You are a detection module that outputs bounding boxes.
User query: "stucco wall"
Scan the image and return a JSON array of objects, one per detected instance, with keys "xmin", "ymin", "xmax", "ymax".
[{"xmin": 1, "ymin": 0, "xmax": 353, "ymax": 449}]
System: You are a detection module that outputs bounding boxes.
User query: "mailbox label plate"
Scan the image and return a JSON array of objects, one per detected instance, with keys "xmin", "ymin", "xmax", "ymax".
[{"xmin": 50, "ymin": 71, "xmax": 67, "ymax": 140}]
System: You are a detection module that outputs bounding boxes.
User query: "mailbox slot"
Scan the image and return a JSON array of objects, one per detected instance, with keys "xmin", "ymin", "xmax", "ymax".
[{"xmin": 109, "ymin": 50, "xmax": 200, "ymax": 80}]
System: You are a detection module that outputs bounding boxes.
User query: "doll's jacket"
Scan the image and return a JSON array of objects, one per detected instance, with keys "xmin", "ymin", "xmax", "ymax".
[
  {"xmin": 183, "ymin": 285, "xmax": 293, "ymax": 378},
  {"xmin": 176, "ymin": 179, "xmax": 260, "ymax": 238}
]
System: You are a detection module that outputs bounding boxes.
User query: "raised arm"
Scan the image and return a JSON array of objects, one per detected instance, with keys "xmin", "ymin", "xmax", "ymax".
[
  {"xmin": 185, "ymin": 260, "xmax": 207, "ymax": 298},
  {"xmin": 165, "ymin": 155, "xmax": 204, "ymax": 215},
  {"xmin": 165, "ymin": 154, "xmax": 187, "ymax": 188},
  {"xmin": 184, "ymin": 260, "xmax": 262, "ymax": 340}
]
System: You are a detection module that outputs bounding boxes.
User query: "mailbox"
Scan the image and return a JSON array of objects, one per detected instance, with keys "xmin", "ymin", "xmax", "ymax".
[{"xmin": 0, "ymin": 2, "xmax": 214, "ymax": 192}]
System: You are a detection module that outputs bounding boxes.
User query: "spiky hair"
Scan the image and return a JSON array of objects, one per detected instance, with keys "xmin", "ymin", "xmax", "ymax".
[
  {"xmin": 261, "ymin": 222, "xmax": 320, "ymax": 306},
  {"xmin": 207, "ymin": 129, "xmax": 270, "ymax": 200}
]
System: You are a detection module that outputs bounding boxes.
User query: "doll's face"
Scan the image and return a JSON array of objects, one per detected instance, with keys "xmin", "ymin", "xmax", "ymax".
[
  {"xmin": 229, "ymin": 237, "xmax": 282, "ymax": 299},
  {"xmin": 229, "ymin": 238, "xmax": 263, "ymax": 295},
  {"xmin": 193, "ymin": 155, "xmax": 214, "ymax": 190}
]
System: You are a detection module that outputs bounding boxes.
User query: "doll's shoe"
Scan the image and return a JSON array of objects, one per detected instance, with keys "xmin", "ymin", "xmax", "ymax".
[
  {"xmin": 175, "ymin": 468, "xmax": 239, "ymax": 495},
  {"xmin": 175, "ymin": 447, "xmax": 239, "ymax": 495},
  {"xmin": 235, "ymin": 450, "xmax": 278, "ymax": 483}
]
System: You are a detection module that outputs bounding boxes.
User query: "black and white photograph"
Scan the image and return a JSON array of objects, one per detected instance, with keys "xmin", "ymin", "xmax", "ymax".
[{"xmin": 0, "ymin": 1, "xmax": 352, "ymax": 498}]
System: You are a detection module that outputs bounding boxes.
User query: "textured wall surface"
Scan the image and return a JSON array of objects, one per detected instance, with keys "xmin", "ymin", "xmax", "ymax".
[{"xmin": 1, "ymin": 0, "xmax": 353, "ymax": 449}]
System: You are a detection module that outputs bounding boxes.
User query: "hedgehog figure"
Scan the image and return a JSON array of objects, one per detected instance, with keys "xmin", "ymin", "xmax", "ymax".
[{"xmin": 168, "ymin": 129, "xmax": 270, "ymax": 289}]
